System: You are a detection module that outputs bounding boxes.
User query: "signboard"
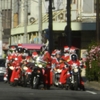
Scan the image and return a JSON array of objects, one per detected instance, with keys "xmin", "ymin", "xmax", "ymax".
[
  {"xmin": 81, "ymin": 49, "xmax": 88, "ymax": 62},
  {"xmin": 0, "ymin": 40, "xmax": 2, "ymax": 57}
]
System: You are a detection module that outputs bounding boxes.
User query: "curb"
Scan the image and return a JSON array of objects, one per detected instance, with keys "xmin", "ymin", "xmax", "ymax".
[{"xmin": 84, "ymin": 81, "xmax": 100, "ymax": 90}]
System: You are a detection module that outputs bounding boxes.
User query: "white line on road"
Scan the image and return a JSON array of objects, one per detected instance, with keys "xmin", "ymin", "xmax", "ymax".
[{"xmin": 86, "ymin": 90, "xmax": 97, "ymax": 95}]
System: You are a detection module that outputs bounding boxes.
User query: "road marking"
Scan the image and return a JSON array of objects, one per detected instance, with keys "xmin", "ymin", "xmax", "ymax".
[{"xmin": 86, "ymin": 90, "xmax": 97, "ymax": 94}]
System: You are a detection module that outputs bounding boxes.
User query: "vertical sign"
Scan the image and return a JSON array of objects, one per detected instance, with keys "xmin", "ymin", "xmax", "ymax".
[{"xmin": 0, "ymin": 41, "xmax": 2, "ymax": 58}]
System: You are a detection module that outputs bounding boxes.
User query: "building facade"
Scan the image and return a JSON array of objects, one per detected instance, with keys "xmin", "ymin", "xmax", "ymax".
[
  {"xmin": 8, "ymin": 0, "xmax": 97, "ymax": 51},
  {"xmin": 0, "ymin": 0, "xmax": 11, "ymax": 50}
]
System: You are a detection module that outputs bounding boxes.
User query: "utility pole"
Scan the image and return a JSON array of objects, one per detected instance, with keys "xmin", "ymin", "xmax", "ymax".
[
  {"xmin": 10, "ymin": 0, "xmax": 12, "ymax": 45},
  {"xmin": 24, "ymin": 0, "xmax": 28, "ymax": 43},
  {"xmin": 96, "ymin": 0, "xmax": 100, "ymax": 43},
  {"xmin": 65, "ymin": 0, "xmax": 72, "ymax": 47},
  {"xmin": 48, "ymin": 0, "xmax": 53, "ymax": 54},
  {"xmin": 38, "ymin": 0, "xmax": 42, "ymax": 44}
]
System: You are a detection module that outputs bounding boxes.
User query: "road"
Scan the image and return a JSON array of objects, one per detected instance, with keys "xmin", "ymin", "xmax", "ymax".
[{"xmin": 0, "ymin": 77, "xmax": 100, "ymax": 100}]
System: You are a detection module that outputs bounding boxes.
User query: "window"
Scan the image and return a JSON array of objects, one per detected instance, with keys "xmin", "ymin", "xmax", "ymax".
[{"xmin": 71, "ymin": 0, "xmax": 76, "ymax": 4}]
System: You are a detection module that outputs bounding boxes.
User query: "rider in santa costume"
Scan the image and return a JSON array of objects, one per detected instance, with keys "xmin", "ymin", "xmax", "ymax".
[
  {"xmin": 62, "ymin": 46, "xmax": 70, "ymax": 62},
  {"xmin": 41, "ymin": 45, "xmax": 52, "ymax": 89},
  {"xmin": 68, "ymin": 53, "xmax": 85, "ymax": 90},
  {"xmin": 10, "ymin": 58, "xmax": 18, "ymax": 85},
  {"xmin": 58, "ymin": 57, "xmax": 70, "ymax": 87},
  {"xmin": 6, "ymin": 46, "xmax": 17, "ymax": 83},
  {"xmin": 51, "ymin": 50, "xmax": 62, "ymax": 85}
]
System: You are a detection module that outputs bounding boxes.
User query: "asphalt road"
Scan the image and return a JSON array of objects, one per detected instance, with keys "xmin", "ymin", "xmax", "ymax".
[{"xmin": 0, "ymin": 77, "xmax": 100, "ymax": 100}]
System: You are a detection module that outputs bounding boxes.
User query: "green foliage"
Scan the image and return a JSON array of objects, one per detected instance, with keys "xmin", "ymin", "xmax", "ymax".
[
  {"xmin": 86, "ymin": 60, "xmax": 100, "ymax": 81},
  {"xmin": 86, "ymin": 41, "xmax": 100, "ymax": 81}
]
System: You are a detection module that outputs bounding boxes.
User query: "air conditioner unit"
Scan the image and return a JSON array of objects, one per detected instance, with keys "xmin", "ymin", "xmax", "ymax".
[
  {"xmin": 58, "ymin": 13, "xmax": 64, "ymax": 20},
  {"xmin": 58, "ymin": 12, "xmax": 67, "ymax": 22},
  {"xmin": 29, "ymin": 17, "xmax": 35, "ymax": 23}
]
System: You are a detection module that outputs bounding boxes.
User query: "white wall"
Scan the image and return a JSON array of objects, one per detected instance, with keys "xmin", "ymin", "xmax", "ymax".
[{"xmin": 1, "ymin": 0, "xmax": 11, "ymax": 10}]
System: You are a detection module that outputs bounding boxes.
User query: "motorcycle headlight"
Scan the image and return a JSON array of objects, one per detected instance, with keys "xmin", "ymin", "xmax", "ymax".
[
  {"xmin": 57, "ymin": 69, "xmax": 62, "ymax": 73},
  {"xmin": 74, "ymin": 68, "xmax": 78, "ymax": 73},
  {"xmin": 23, "ymin": 66, "xmax": 28, "ymax": 70},
  {"xmin": 9, "ymin": 66, "xmax": 14, "ymax": 70},
  {"xmin": 35, "ymin": 64, "xmax": 38, "ymax": 66},
  {"xmin": 38, "ymin": 64, "xmax": 42, "ymax": 68}
]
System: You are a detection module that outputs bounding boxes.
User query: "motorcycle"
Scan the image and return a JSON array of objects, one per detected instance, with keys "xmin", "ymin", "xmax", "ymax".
[
  {"xmin": 66, "ymin": 63, "xmax": 82, "ymax": 90},
  {"xmin": 31, "ymin": 57, "xmax": 46, "ymax": 89},
  {"xmin": 53, "ymin": 62, "xmax": 69, "ymax": 88},
  {"xmin": 54, "ymin": 68, "xmax": 62, "ymax": 86},
  {"xmin": 20, "ymin": 64, "xmax": 32, "ymax": 87}
]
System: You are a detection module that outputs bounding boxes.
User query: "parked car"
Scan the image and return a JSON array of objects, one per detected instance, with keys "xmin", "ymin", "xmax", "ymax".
[{"xmin": 0, "ymin": 59, "xmax": 6, "ymax": 77}]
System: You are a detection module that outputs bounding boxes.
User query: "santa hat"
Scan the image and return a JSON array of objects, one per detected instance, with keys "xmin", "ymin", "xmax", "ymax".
[
  {"xmin": 70, "ymin": 46, "xmax": 77, "ymax": 53},
  {"xmin": 51, "ymin": 49, "xmax": 57, "ymax": 56},
  {"xmin": 64, "ymin": 46, "xmax": 70, "ymax": 52},
  {"xmin": 32, "ymin": 52, "xmax": 38, "ymax": 58},
  {"xmin": 10, "ymin": 46, "xmax": 16, "ymax": 50},
  {"xmin": 18, "ymin": 44, "xmax": 22, "ymax": 48},
  {"xmin": 56, "ymin": 50, "xmax": 61, "ymax": 55}
]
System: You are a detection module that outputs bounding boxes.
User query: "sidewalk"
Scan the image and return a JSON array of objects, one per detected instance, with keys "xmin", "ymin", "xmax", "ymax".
[{"xmin": 84, "ymin": 81, "xmax": 100, "ymax": 90}]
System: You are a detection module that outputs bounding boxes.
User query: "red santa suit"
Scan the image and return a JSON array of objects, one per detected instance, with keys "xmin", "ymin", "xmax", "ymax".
[
  {"xmin": 68, "ymin": 60, "xmax": 80, "ymax": 70},
  {"xmin": 25, "ymin": 55, "xmax": 31, "ymax": 62},
  {"xmin": 10, "ymin": 60, "xmax": 17, "ymax": 83},
  {"xmin": 17, "ymin": 54, "xmax": 23, "ymax": 63},
  {"xmin": 68, "ymin": 59, "xmax": 84, "ymax": 85},
  {"xmin": 51, "ymin": 50, "xmax": 57, "ymax": 61},
  {"xmin": 62, "ymin": 53, "xmax": 70, "ymax": 62},
  {"xmin": 14, "ymin": 63, "xmax": 21, "ymax": 81},
  {"xmin": 58, "ymin": 62, "xmax": 70, "ymax": 84},
  {"xmin": 42, "ymin": 51, "xmax": 53, "ymax": 87},
  {"xmin": 10, "ymin": 60, "xmax": 21, "ymax": 83}
]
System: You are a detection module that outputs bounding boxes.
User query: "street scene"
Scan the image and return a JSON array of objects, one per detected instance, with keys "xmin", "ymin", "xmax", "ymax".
[{"xmin": 0, "ymin": 0, "xmax": 100, "ymax": 100}]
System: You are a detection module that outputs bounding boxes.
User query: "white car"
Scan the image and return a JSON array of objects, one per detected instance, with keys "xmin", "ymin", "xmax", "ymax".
[{"xmin": 0, "ymin": 59, "xmax": 6, "ymax": 77}]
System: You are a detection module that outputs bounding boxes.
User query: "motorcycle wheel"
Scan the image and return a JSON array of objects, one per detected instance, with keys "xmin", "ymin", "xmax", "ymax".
[
  {"xmin": 33, "ymin": 77, "xmax": 39, "ymax": 89},
  {"xmin": 13, "ymin": 80, "xmax": 18, "ymax": 86},
  {"xmin": 74, "ymin": 75, "xmax": 78, "ymax": 90}
]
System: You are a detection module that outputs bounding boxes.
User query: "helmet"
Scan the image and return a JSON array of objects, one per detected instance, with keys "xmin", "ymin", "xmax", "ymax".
[
  {"xmin": 71, "ymin": 54, "xmax": 77, "ymax": 61},
  {"xmin": 23, "ymin": 49, "xmax": 28, "ymax": 53},
  {"xmin": 16, "ymin": 48, "xmax": 23, "ymax": 53}
]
